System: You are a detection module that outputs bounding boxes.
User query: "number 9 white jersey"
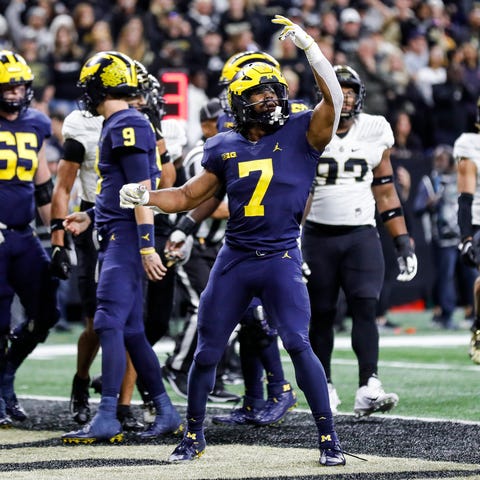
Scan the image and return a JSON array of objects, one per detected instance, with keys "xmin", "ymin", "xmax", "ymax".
[
  {"xmin": 453, "ymin": 132, "xmax": 480, "ymax": 227},
  {"xmin": 307, "ymin": 113, "xmax": 394, "ymax": 226}
]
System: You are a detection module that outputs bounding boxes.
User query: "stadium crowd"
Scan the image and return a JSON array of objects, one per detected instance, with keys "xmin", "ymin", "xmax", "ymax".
[{"xmin": 2, "ymin": 0, "xmax": 480, "ymax": 464}]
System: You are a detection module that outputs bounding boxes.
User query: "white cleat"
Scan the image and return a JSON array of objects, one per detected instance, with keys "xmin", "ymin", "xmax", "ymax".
[
  {"xmin": 354, "ymin": 376, "xmax": 398, "ymax": 418},
  {"xmin": 328, "ymin": 383, "xmax": 341, "ymax": 414}
]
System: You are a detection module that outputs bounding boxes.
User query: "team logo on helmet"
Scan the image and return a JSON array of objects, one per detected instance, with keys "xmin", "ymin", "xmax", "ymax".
[
  {"xmin": 219, "ymin": 51, "xmax": 281, "ymax": 112},
  {"xmin": 78, "ymin": 51, "xmax": 139, "ymax": 115}
]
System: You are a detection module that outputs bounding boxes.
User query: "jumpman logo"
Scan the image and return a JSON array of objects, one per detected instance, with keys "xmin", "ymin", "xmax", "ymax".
[{"xmin": 273, "ymin": 142, "xmax": 282, "ymax": 152}]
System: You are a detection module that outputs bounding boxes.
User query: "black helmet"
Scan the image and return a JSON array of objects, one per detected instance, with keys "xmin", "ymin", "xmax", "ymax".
[{"xmin": 334, "ymin": 65, "xmax": 365, "ymax": 119}]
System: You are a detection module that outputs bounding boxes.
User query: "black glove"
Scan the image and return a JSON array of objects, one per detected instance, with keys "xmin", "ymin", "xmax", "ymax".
[
  {"xmin": 50, "ymin": 245, "xmax": 71, "ymax": 279},
  {"xmin": 459, "ymin": 239, "xmax": 477, "ymax": 268}
]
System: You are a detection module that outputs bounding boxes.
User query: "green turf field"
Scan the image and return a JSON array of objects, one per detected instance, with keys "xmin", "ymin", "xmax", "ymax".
[{"xmin": 14, "ymin": 309, "xmax": 480, "ymax": 422}]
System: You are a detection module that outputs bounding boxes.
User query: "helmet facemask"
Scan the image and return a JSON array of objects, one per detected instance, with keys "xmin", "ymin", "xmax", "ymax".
[
  {"xmin": 228, "ymin": 63, "xmax": 290, "ymax": 133},
  {"xmin": 0, "ymin": 50, "xmax": 34, "ymax": 115}
]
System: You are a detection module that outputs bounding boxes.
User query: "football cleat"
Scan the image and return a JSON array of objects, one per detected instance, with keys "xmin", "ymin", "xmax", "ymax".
[
  {"xmin": 319, "ymin": 433, "xmax": 346, "ymax": 466},
  {"xmin": 117, "ymin": 405, "xmax": 144, "ymax": 431},
  {"xmin": 90, "ymin": 374, "xmax": 102, "ymax": 395},
  {"xmin": 212, "ymin": 405, "xmax": 260, "ymax": 425},
  {"xmin": 137, "ymin": 405, "xmax": 183, "ymax": 439},
  {"xmin": 4, "ymin": 394, "xmax": 27, "ymax": 421},
  {"xmin": 255, "ymin": 384, "xmax": 297, "ymax": 426},
  {"xmin": 141, "ymin": 400, "xmax": 157, "ymax": 424},
  {"xmin": 70, "ymin": 374, "xmax": 91, "ymax": 425},
  {"xmin": 328, "ymin": 383, "xmax": 341, "ymax": 415},
  {"xmin": 62, "ymin": 414, "xmax": 123, "ymax": 444},
  {"xmin": 354, "ymin": 376, "xmax": 399, "ymax": 418},
  {"xmin": 208, "ymin": 386, "xmax": 241, "ymax": 403},
  {"xmin": 0, "ymin": 398, "xmax": 12, "ymax": 428},
  {"xmin": 469, "ymin": 330, "xmax": 480, "ymax": 364},
  {"xmin": 168, "ymin": 432, "xmax": 206, "ymax": 462},
  {"xmin": 162, "ymin": 364, "xmax": 188, "ymax": 398}
]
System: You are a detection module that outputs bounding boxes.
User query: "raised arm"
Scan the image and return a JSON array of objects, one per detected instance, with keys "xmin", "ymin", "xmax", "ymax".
[{"xmin": 272, "ymin": 15, "xmax": 343, "ymax": 151}]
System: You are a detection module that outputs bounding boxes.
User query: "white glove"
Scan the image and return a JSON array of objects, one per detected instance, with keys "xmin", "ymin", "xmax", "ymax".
[
  {"xmin": 119, "ymin": 183, "xmax": 150, "ymax": 209},
  {"xmin": 165, "ymin": 234, "xmax": 193, "ymax": 267},
  {"xmin": 272, "ymin": 15, "xmax": 314, "ymax": 50},
  {"xmin": 396, "ymin": 253, "xmax": 418, "ymax": 282},
  {"xmin": 161, "ymin": 119, "xmax": 187, "ymax": 162}
]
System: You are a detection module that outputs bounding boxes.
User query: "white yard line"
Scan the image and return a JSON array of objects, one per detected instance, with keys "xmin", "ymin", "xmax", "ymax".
[{"xmin": 30, "ymin": 334, "xmax": 470, "ymax": 359}]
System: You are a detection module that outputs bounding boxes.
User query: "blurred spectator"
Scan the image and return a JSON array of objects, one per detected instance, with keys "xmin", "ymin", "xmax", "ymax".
[
  {"xmin": 413, "ymin": 144, "xmax": 476, "ymax": 329},
  {"xmin": 431, "ymin": 61, "xmax": 478, "ymax": 146},
  {"xmin": 110, "ymin": 0, "xmax": 144, "ymax": 43},
  {"xmin": 219, "ymin": 0, "xmax": 252, "ymax": 43},
  {"xmin": 335, "ymin": 7, "xmax": 363, "ymax": 61},
  {"xmin": 5, "ymin": 2, "xmax": 52, "ymax": 57},
  {"xmin": 87, "ymin": 20, "xmax": 114, "ymax": 56},
  {"xmin": 0, "ymin": 14, "xmax": 11, "ymax": 50},
  {"xmin": 403, "ymin": 28, "xmax": 430, "ymax": 79},
  {"xmin": 349, "ymin": 34, "xmax": 395, "ymax": 116},
  {"xmin": 186, "ymin": 0, "xmax": 220, "ymax": 37},
  {"xmin": 186, "ymin": 28, "xmax": 225, "ymax": 98},
  {"xmin": 319, "ymin": 9, "xmax": 339, "ymax": 40},
  {"xmin": 43, "ymin": 15, "xmax": 85, "ymax": 116},
  {"xmin": 115, "ymin": 15, "xmax": 156, "ymax": 69},
  {"xmin": 72, "ymin": 2, "xmax": 98, "ymax": 52},
  {"xmin": 415, "ymin": 44, "xmax": 447, "ymax": 107},
  {"xmin": 18, "ymin": 31, "xmax": 50, "ymax": 110}
]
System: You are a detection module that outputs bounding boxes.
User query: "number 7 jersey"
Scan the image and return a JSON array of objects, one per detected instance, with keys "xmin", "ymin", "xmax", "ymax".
[
  {"xmin": 307, "ymin": 112, "xmax": 394, "ymax": 226},
  {"xmin": 202, "ymin": 110, "xmax": 320, "ymax": 251},
  {"xmin": 0, "ymin": 108, "xmax": 51, "ymax": 227}
]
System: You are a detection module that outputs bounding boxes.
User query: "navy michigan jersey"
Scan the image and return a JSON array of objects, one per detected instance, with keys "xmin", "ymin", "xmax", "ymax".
[
  {"xmin": 95, "ymin": 107, "xmax": 160, "ymax": 226},
  {"xmin": 0, "ymin": 108, "xmax": 51, "ymax": 227},
  {"xmin": 202, "ymin": 110, "xmax": 319, "ymax": 251}
]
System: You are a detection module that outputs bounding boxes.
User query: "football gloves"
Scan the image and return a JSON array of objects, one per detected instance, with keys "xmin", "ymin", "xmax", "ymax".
[
  {"xmin": 119, "ymin": 183, "xmax": 150, "ymax": 209},
  {"xmin": 459, "ymin": 238, "xmax": 477, "ymax": 268},
  {"xmin": 272, "ymin": 15, "xmax": 314, "ymax": 50},
  {"xmin": 50, "ymin": 245, "xmax": 71, "ymax": 280},
  {"xmin": 394, "ymin": 234, "xmax": 417, "ymax": 282}
]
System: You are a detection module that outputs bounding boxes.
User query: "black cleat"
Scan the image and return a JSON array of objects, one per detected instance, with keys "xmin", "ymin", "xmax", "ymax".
[
  {"xmin": 0, "ymin": 398, "xmax": 12, "ymax": 428},
  {"xmin": 162, "ymin": 365, "xmax": 188, "ymax": 399},
  {"xmin": 70, "ymin": 374, "xmax": 91, "ymax": 425},
  {"xmin": 90, "ymin": 374, "xmax": 102, "ymax": 395},
  {"xmin": 4, "ymin": 395, "xmax": 27, "ymax": 421},
  {"xmin": 117, "ymin": 405, "xmax": 144, "ymax": 431},
  {"xmin": 212, "ymin": 406, "xmax": 260, "ymax": 425}
]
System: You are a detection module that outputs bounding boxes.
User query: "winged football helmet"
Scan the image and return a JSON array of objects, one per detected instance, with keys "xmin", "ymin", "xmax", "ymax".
[
  {"xmin": 77, "ymin": 51, "xmax": 140, "ymax": 115},
  {"xmin": 228, "ymin": 62, "xmax": 289, "ymax": 131},
  {"xmin": 0, "ymin": 50, "xmax": 34, "ymax": 114},
  {"xmin": 334, "ymin": 65, "xmax": 366, "ymax": 119},
  {"xmin": 219, "ymin": 51, "xmax": 281, "ymax": 112}
]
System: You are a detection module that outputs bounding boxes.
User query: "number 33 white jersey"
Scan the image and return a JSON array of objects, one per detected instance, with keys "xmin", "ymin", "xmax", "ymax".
[
  {"xmin": 307, "ymin": 113, "xmax": 394, "ymax": 226},
  {"xmin": 453, "ymin": 132, "xmax": 480, "ymax": 226}
]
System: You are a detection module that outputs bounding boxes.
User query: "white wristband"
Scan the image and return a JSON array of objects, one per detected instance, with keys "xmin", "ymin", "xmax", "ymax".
[{"xmin": 305, "ymin": 43, "xmax": 343, "ymax": 134}]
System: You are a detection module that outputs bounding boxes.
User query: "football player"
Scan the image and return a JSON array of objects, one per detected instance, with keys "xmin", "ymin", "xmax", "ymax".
[
  {"xmin": 454, "ymin": 96, "xmax": 480, "ymax": 364},
  {"xmin": 50, "ymin": 60, "xmax": 174, "ymax": 430},
  {"xmin": 61, "ymin": 51, "xmax": 181, "ymax": 444},
  {"xmin": 120, "ymin": 16, "xmax": 346, "ymax": 467},
  {"xmin": 302, "ymin": 65, "xmax": 417, "ymax": 418},
  {"xmin": 0, "ymin": 50, "xmax": 59, "ymax": 427}
]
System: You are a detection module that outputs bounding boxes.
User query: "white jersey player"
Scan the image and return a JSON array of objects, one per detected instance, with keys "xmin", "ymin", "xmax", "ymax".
[
  {"xmin": 302, "ymin": 65, "xmax": 416, "ymax": 418},
  {"xmin": 454, "ymin": 109, "xmax": 480, "ymax": 364}
]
